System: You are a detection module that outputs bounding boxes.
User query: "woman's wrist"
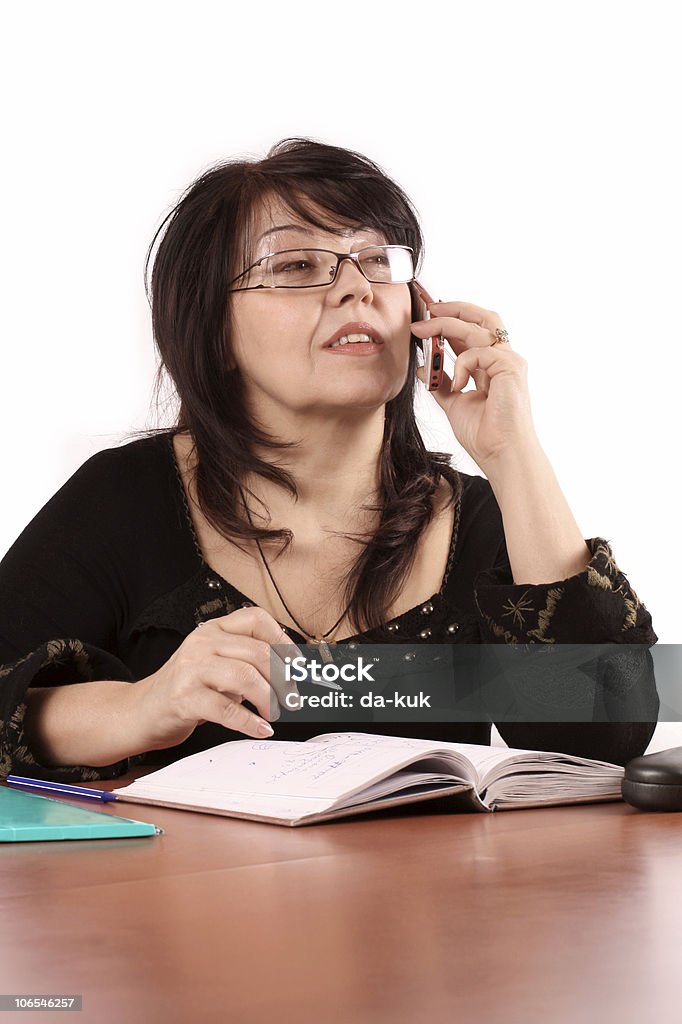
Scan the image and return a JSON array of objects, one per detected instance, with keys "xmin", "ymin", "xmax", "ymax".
[
  {"xmin": 480, "ymin": 441, "xmax": 591, "ymax": 585},
  {"xmin": 478, "ymin": 436, "xmax": 546, "ymax": 494}
]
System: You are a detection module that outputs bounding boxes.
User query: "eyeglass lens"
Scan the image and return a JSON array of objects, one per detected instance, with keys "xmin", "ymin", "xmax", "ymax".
[{"xmin": 247, "ymin": 246, "xmax": 413, "ymax": 288}]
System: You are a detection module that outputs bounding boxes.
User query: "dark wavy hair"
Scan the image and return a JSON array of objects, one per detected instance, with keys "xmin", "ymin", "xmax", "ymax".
[{"xmin": 135, "ymin": 137, "xmax": 462, "ymax": 637}]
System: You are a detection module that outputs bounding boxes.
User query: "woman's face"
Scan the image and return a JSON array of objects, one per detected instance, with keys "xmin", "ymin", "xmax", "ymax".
[{"xmin": 229, "ymin": 196, "xmax": 414, "ymax": 419}]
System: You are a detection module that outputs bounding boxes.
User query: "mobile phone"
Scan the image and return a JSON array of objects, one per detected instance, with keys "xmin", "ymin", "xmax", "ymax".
[{"xmin": 411, "ymin": 279, "xmax": 445, "ymax": 391}]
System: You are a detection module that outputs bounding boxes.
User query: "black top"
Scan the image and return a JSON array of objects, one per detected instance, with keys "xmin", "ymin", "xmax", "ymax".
[{"xmin": 0, "ymin": 431, "xmax": 659, "ymax": 781}]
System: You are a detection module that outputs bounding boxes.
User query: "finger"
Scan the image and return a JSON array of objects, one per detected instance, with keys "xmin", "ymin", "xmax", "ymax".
[
  {"xmin": 471, "ymin": 368, "xmax": 491, "ymax": 395},
  {"xmin": 416, "ymin": 358, "xmax": 454, "ymax": 397},
  {"xmin": 412, "ymin": 297, "xmax": 510, "ymax": 352},
  {"xmin": 451, "ymin": 346, "xmax": 524, "ymax": 392},
  {"xmin": 267, "ymin": 650, "xmax": 302, "ymax": 711},
  {"xmin": 411, "ymin": 316, "xmax": 492, "ymax": 353},
  {"xmin": 416, "ymin": 348, "xmax": 492, "ymax": 396},
  {"xmin": 209, "ymin": 607, "xmax": 304, "ymax": 656},
  {"xmin": 204, "ymin": 656, "xmax": 282, "ymax": 723},
  {"xmin": 193, "ymin": 683, "xmax": 275, "ymax": 739},
  {"xmin": 204, "ymin": 608, "xmax": 304, "ymax": 690},
  {"xmin": 201, "ymin": 606, "xmax": 303, "ymax": 679},
  {"xmin": 209, "ymin": 635, "xmax": 300, "ymax": 712},
  {"xmin": 428, "ymin": 301, "xmax": 505, "ymax": 332}
]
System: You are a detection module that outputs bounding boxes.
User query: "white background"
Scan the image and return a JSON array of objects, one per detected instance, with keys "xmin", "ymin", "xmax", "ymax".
[{"xmin": 1, "ymin": 2, "xmax": 679, "ymax": 746}]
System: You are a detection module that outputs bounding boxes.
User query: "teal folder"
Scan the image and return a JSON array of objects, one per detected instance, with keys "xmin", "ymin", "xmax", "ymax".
[{"xmin": 0, "ymin": 785, "xmax": 159, "ymax": 841}]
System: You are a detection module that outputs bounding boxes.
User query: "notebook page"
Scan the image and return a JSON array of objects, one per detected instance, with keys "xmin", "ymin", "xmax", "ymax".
[
  {"xmin": 481, "ymin": 753, "xmax": 624, "ymax": 808},
  {"xmin": 116, "ymin": 732, "xmax": 471, "ymax": 804},
  {"xmin": 413, "ymin": 741, "xmax": 546, "ymax": 788},
  {"xmin": 424, "ymin": 742, "xmax": 623, "ymax": 810},
  {"xmin": 117, "ymin": 770, "xmax": 470, "ymax": 822},
  {"xmin": 115, "ymin": 787, "xmax": 335, "ymax": 822}
]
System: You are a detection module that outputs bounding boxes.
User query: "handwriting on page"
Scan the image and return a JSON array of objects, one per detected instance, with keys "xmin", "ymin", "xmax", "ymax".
[
  {"xmin": 141, "ymin": 733, "xmax": 438, "ymax": 801},
  {"xmin": 263, "ymin": 738, "xmax": 382, "ymax": 787}
]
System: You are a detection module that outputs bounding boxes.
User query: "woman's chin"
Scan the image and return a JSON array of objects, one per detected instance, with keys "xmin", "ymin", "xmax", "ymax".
[
  {"xmin": 319, "ymin": 371, "xmax": 408, "ymax": 403},
  {"xmin": 318, "ymin": 382, "xmax": 404, "ymax": 408}
]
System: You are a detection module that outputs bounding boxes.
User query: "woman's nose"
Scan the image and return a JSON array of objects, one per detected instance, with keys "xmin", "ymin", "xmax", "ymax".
[{"xmin": 330, "ymin": 255, "xmax": 373, "ymax": 295}]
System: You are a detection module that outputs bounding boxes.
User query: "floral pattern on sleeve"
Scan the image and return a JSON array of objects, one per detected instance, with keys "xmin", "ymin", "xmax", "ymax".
[
  {"xmin": 473, "ymin": 537, "xmax": 657, "ymax": 645},
  {"xmin": 0, "ymin": 638, "xmax": 135, "ymax": 782}
]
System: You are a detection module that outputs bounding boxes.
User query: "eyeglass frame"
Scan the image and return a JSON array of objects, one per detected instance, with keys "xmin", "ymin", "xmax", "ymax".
[{"xmin": 226, "ymin": 244, "xmax": 416, "ymax": 292}]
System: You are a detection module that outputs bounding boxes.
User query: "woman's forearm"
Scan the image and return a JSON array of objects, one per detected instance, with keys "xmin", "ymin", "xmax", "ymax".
[
  {"xmin": 483, "ymin": 441, "xmax": 591, "ymax": 585},
  {"xmin": 21, "ymin": 681, "xmax": 145, "ymax": 769}
]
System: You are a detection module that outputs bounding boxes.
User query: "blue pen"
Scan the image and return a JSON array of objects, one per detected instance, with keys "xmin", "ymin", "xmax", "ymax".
[{"xmin": 5, "ymin": 775, "xmax": 117, "ymax": 801}]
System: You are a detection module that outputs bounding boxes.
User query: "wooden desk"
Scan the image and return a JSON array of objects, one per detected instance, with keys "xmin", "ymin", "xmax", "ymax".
[{"xmin": 1, "ymin": 770, "xmax": 681, "ymax": 1024}]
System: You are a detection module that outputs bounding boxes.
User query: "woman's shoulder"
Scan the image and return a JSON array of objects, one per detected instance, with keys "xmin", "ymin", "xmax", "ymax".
[
  {"xmin": 440, "ymin": 466, "xmax": 499, "ymax": 522},
  {"xmin": 454, "ymin": 468, "xmax": 499, "ymax": 507},
  {"xmin": 5, "ymin": 431, "xmax": 180, "ymax": 559},
  {"xmin": 78, "ymin": 429, "xmax": 175, "ymax": 475},
  {"xmin": 52, "ymin": 431, "xmax": 176, "ymax": 506},
  {"xmin": 452, "ymin": 466, "xmax": 492, "ymax": 495},
  {"xmin": 445, "ymin": 468, "xmax": 504, "ymax": 562}
]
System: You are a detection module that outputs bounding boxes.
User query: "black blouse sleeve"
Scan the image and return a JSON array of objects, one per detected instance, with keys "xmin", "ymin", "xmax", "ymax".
[
  {"xmin": 473, "ymin": 528, "xmax": 660, "ymax": 766},
  {"xmin": 0, "ymin": 641, "xmax": 134, "ymax": 782},
  {"xmin": 0, "ymin": 450, "xmax": 138, "ymax": 782}
]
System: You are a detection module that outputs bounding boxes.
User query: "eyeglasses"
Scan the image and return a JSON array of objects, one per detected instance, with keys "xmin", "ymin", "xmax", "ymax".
[{"xmin": 227, "ymin": 245, "xmax": 415, "ymax": 291}]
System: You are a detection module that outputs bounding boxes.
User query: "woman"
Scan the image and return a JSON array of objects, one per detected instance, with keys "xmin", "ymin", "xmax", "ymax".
[{"xmin": 0, "ymin": 138, "xmax": 658, "ymax": 784}]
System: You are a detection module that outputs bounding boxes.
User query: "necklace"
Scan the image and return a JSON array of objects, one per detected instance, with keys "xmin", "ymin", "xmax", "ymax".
[{"xmin": 238, "ymin": 486, "xmax": 352, "ymax": 665}]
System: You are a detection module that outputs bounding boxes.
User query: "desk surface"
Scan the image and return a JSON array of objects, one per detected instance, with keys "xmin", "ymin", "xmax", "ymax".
[{"xmin": 1, "ymin": 770, "xmax": 681, "ymax": 1024}]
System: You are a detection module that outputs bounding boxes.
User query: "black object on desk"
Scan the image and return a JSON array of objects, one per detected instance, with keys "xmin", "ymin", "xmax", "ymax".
[{"xmin": 622, "ymin": 746, "xmax": 682, "ymax": 811}]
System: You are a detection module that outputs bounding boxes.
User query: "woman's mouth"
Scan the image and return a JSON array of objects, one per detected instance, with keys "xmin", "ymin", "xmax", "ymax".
[{"xmin": 326, "ymin": 333, "xmax": 384, "ymax": 355}]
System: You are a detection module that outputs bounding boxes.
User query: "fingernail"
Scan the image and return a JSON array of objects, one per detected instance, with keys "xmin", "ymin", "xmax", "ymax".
[{"xmin": 256, "ymin": 720, "xmax": 274, "ymax": 737}]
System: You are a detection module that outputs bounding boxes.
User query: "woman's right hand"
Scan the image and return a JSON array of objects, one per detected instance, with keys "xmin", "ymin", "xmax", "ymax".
[{"xmin": 130, "ymin": 608, "xmax": 303, "ymax": 750}]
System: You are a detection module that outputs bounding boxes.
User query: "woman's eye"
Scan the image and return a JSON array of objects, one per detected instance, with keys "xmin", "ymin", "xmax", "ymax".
[
  {"xmin": 363, "ymin": 251, "xmax": 388, "ymax": 264},
  {"xmin": 278, "ymin": 260, "xmax": 311, "ymax": 272}
]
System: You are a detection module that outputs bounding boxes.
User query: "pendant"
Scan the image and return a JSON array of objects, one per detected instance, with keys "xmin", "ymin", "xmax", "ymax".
[{"xmin": 310, "ymin": 637, "xmax": 336, "ymax": 665}]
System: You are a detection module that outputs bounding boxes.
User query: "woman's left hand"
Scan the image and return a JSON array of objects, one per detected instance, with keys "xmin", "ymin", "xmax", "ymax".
[{"xmin": 411, "ymin": 300, "xmax": 539, "ymax": 469}]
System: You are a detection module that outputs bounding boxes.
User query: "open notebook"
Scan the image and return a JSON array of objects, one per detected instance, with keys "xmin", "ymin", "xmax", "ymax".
[{"xmin": 112, "ymin": 732, "xmax": 626, "ymax": 827}]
